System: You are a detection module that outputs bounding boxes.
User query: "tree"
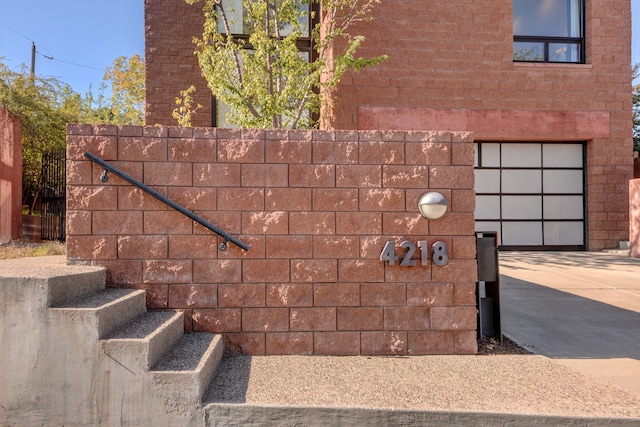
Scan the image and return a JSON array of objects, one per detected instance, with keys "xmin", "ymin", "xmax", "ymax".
[
  {"xmin": 633, "ymin": 63, "xmax": 639, "ymax": 154},
  {"xmin": 0, "ymin": 61, "xmax": 82, "ymax": 212},
  {"xmin": 183, "ymin": 0, "xmax": 387, "ymax": 129},
  {"xmin": 0, "ymin": 54, "xmax": 145, "ymax": 213},
  {"xmin": 103, "ymin": 54, "xmax": 146, "ymax": 125}
]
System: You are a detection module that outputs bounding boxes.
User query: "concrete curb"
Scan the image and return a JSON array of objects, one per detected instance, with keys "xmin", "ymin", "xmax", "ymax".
[{"xmin": 204, "ymin": 404, "xmax": 640, "ymax": 427}]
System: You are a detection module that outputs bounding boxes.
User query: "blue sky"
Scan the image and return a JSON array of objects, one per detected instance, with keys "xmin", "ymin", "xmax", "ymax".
[
  {"xmin": 0, "ymin": 0, "xmax": 639, "ymax": 94},
  {"xmin": 0, "ymin": 0, "xmax": 144, "ymax": 94}
]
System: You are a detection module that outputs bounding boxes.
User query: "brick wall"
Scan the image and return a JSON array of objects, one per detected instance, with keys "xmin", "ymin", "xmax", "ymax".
[
  {"xmin": 337, "ymin": 0, "xmax": 632, "ymax": 251},
  {"xmin": 144, "ymin": 0, "xmax": 633, "ymax": 251},
  {"xmin": 66, "ymin": 124, "xmax": 478, "ymax": 356},
  {"xmin": 145, "ymin": 0, "xmax": 210, "ymax": 128}
]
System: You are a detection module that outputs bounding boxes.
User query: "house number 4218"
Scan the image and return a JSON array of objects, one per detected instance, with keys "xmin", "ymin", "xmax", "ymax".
[{"xmin": 380, "ymin": 240, "xmax": 449, "ymax": 267}]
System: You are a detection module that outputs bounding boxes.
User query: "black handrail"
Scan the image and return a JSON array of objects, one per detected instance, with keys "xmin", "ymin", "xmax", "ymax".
[{"xmin": 84, "ymin": 152, "xmax": 249, "ymax": 252}]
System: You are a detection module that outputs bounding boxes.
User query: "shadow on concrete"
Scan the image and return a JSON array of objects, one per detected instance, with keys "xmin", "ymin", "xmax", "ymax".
[
  {"xmin": 501, "ymin": 274, "xmax": 640, "ymax": 360},
  {"xmin": 499, "ymin": 251, "xmax": 640, "ymax": 272},
  {"xmin": 203, "ymin": 356, "xmax": 252, "ymax": 404}
]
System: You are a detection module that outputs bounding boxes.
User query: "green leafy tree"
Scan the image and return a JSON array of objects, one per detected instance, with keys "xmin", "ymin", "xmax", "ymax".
[
  {"xmin": 103, "ymin": 54, "xmax": 146, "ymax": 125},
  {"xmin": 0, "ymin": 61, "xmax": 81, "ymax": 212},
  {"xmin": 0, "ymin": 54, "xmax": 145, "ymax": 213},
  {"xmin": 184, "ymin": 0, "xmax": 387, "ymax": 129}
]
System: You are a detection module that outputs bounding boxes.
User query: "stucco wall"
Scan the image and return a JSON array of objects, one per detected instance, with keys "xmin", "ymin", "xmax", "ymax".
[
  {"xmin": 0, "ymin": 107, "xmax": 22, "ymax": 243},
  {"xmin": 66, "ymin": 124, "xmax": 478, "ymax": 356},
  {"xmin": 631, "ymin": 179, "xmax": 640, "ymax": 258}
]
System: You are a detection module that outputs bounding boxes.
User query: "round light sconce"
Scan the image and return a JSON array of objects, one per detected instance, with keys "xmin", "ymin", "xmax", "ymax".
[{"xmin": 418, "ymin": 192, "xmax": 448, "ymax": 220}]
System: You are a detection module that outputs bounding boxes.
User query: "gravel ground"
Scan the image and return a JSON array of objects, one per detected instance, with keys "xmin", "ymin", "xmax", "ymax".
[
  {"xmin": 478, "ymin": 336, "xmax": 532, "ymax": 355},
  {"xmin": 205, "ymin": 354, "xmax": 640, "ymax": 419}
]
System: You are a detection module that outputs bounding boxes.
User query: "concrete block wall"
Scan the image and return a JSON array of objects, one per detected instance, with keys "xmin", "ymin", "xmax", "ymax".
[
  {"xmin": 143, "ymin": 0, "xmax": 633, "ymax": 251},
  {"xmin": 66, "ymin": 124, "xmax": 478, "ymax": 356}
]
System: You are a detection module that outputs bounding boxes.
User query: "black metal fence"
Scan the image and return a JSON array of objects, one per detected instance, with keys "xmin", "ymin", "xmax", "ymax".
[{"xmin": 41, "ymin": 150, "xmax": 66, "ymax": 241}]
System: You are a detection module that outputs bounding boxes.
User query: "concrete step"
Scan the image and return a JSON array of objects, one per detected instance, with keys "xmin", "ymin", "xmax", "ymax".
[
  {"xmin": 48, "ymin": 268, "xmax": 106, "ymax": 307},
  {"xmin": 102, "ymin": 310, "xmax": 185, "ymax": 371},
  {"xmin": 52, "ymin": 288, "xmax": 147, "ymax": 338},
  {"xmin": 151, "ymin": 333, "xmax": 224, "ymax": 406}
]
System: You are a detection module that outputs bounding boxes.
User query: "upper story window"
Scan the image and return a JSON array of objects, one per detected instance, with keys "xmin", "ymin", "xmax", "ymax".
[
  {"xmin": 212, "ymin": 0, "xmax": 316, "ymax": 128},
  {"xmin": 513, "ymin": 0, "xmax": 584, "ymax": 63}
]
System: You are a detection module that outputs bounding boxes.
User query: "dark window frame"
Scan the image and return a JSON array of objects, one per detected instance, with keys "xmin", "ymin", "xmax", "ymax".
[{"xmin": 513, "ymin": 0, "xmax": 586, "ymax": 64}]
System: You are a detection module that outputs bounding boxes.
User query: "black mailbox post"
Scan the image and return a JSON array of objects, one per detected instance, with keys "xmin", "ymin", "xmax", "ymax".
[{"xmin": 476, "ymin": 231, "xmax": 501, "ymax": 341}]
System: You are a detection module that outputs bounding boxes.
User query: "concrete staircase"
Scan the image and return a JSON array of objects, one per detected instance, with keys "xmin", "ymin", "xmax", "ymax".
[{"xmin": 0, "ymin": 256, "xmax": 223, "ymax": 426}]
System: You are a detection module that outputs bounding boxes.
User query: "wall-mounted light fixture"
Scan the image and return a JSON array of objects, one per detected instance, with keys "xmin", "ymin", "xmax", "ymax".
[{"xmin": 418, "ymin": 192, "xmax": 448, "ymax": 220}]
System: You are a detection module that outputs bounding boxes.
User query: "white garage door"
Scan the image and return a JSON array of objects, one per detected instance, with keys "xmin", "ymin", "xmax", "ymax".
[{"xmin": 474, "ymin": 142, "xmax": 585, "ymax": 250}]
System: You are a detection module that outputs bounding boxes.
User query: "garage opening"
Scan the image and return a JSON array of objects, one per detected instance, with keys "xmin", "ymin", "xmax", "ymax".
[{"xmin": 474, "ymin": 142, "xmax": 586, "ymax": 251}]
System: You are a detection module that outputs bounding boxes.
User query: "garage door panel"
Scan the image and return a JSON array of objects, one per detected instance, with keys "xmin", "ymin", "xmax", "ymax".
[
  {"xmin": 476, "ymin": 196, "xmax": 501, "ymax": 219},
  {"xmin": 475, "ymin": 170, "xmax": 500, "ymax": 193},
  {"xmin": 543, "ymin": 144, "xmax": 583, "ymax": 168},
  {"xmin": 502, "ymin": 196, "xmax": 542, "ymax": 220},
  {"xmin": 480, "ymin": 143, "xmax": 501, "ymax": 167},
  {"xmin": 502, "ymin": 222, "xmax": 543, "ymax": 246},
  {"xmin": 475, "ymin": 222, "xmax": 503, "ymax": 245},
  {"xmin": 543, "ymin": 196, "xmax": 583, "ymax": 220},
  {"xmin": 543, "ymin": 170, "xmax": 583, "ymax": 194},
  {"xmin": 501, "ymin": 144, "xmax": 541, "ymax": 167},
  {"xmin": 544, "ymin": 222, "xmax": 584, "ymax": 246},
  {"xmin": 502, "ymin": 170, "xmax": 541, "ymax": 193},
  {"xmin": 474, "ymin": 142, "xmax": 585, "ymax": 250}
]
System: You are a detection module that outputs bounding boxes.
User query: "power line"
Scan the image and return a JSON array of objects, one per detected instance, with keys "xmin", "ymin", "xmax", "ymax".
[
  {"xmin": 0, "ymin": 21, "xmax": 34, "ymax": 43},
  {"xmin": 0, "ymin": 20, "xmax": 104, "ymax": 73},
  {"xmin": 39, "ymin": 53, "xmax": 105, "ymax": 72}
]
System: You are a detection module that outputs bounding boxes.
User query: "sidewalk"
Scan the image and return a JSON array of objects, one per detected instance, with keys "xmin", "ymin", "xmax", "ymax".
[
  {"xmin": 500, "ymin": 251, "xmax": 640, "ymax": 395},
  {"xmin": 203, "ymin": 252, "xmax": 640, "ymax": 426}
]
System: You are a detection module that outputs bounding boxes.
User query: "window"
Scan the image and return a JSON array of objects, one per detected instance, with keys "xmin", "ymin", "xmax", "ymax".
[
  {"xmin": 513, "ymin": 0, "xmax": 584, "ymax": 63},
  {"xmin": 211, "ymin": 0, "xmax": 317, "ymax": 127}
]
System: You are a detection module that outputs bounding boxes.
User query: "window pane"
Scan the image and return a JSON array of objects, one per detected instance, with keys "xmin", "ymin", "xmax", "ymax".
[
  {"xmin": 549, "ymin": 42, "xmax": 580, "ymax": 62},
  {"xmin": 217, "ymin": 0, "xmax": 310, "ymax": 37},
  {"xmin": 217, "ymin": 0, "xmax": 244, "ymax": 34},
  {"xmin": 514, "ymin": 41, "xmax": 544, "ymax": 61},
  {"xmin": 216, "ymin": 100, "xmax": 240, "ymax": 128},
  {"xmin": 514, "ymin": 0, "xmax": 582, "ymax": 38}
]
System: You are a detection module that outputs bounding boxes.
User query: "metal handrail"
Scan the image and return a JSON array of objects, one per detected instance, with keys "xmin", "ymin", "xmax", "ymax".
[{"xmin": 84, "ymin": 152, "xmax": 250, "ymax": 252}]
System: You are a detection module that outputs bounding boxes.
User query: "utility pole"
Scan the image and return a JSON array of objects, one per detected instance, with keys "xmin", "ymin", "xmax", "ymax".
[{"xmin": 30, "ymin": 42, "xmax": 36, "ymax": 77}]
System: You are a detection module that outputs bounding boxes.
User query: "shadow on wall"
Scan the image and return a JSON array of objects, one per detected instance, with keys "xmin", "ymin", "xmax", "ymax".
[{"xmin": 500, "ymin": 274, "xmax": 640, "ymax": 360}]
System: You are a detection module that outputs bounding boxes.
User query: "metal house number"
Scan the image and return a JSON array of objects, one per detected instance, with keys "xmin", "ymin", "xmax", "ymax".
[{"xmin": 380, "ymin": 240, "xmax": 449, "ymax": 267}]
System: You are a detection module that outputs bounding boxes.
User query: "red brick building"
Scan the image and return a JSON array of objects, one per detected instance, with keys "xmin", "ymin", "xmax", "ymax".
[{"xmin": 145, "ymin": 0, "xmax": 633, "ymax": 251}]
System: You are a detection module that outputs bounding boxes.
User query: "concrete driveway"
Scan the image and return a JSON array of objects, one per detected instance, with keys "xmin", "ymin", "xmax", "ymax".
[{"xmin": 499, "ymin": 251, "xmax": 640, "ymax": 394}]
